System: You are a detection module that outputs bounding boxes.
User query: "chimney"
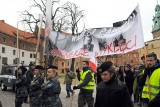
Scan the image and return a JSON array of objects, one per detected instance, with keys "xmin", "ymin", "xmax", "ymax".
[{"xmin": 0, "ymin": 20, "xmax": 5, "ymax": 23}]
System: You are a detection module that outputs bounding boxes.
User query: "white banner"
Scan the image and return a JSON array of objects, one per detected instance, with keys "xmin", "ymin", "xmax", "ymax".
[{"xmin": 47, "ymin": 5, "xmax": 144, "ymax": 59}]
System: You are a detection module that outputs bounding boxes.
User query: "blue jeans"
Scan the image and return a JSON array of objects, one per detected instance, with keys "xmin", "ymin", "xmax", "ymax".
[{"xmin": 66, "ymin": 84, "xmax": 72, "ymax": 92}]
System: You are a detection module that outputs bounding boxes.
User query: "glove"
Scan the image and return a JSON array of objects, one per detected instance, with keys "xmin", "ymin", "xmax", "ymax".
[
  {"xmin": 73, "ymin": 86, "xmax": 78, "ymax": 90},
  {"xmin": 148, "ymin": 101, "xmax": 155, "ymax": 107},
  {"xmin": 143, "ymin": 68, "xmax": 149, "ymax": 77},
  {"xmin": 76, "ymin": 68, "xmax": 80, "ymax": 73}
]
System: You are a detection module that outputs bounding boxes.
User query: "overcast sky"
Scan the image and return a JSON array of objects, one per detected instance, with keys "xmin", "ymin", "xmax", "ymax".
[{"xmin": 0, "ymin": 0, "xmax": 158, "ymax": 41}]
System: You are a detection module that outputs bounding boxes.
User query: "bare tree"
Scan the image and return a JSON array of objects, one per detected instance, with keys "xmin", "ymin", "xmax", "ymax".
[
  {"xmin": 62, "ymin": 2, "xmax": 84, "ymax": 35},
  {"xmin": 62, "ymin": 2, "xmax": 85, "ymax": 71},
  {"xmin": 20, "ymin": 0, "xmax": 65, "ymax": 65},
  {"xmin": 20, "ymin": 0, "xmax": 85, "ymax": 69}
]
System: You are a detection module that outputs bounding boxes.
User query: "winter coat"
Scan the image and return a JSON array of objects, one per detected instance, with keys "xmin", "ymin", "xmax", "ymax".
[
  {"xmin": 94, "ymin": 74, "xmax": 134, "ymax": 107},
  {"xmin": 41, "ymin": 77, "xmax": 62, "ymax": 107},
  {"xmin": 30, "ymin": 75, "xmax": 44, "ymax": 107},
  {"xmin": 125, "ymin": 70, "xmax": 134, "ymax": 95},
  {"xmin": 64, "ymin": 71, "xmax": 76, "ymax": 84},
  {"xmin": 15, "ymin": 74, "xmax": 28, "ymax": 98}
]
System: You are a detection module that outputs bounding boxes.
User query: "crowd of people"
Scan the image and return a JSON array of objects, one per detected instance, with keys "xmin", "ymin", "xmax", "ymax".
[
  {"xmin": 94, "ymin": 52, "xmax": 160, "ymax": 107},
  {"xmin": 0, "ymin": 52, "xmax": 160, "ymax": 107},
  {"xmin": 14, "ymin": 64, "xmax": 62, "ymax": 107}
]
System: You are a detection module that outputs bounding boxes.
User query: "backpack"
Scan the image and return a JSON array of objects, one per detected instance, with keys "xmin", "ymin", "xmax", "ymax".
[{"xmin": 70, "ymin": 71, "xmax": 76, "ymax": 79}]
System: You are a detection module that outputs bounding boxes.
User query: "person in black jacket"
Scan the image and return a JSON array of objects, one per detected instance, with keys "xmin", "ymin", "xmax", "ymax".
[
  {"xmin": 29, "ymin": 65, "xmax": 44, "ymax": 107},
  {"xmin": 41, "ymin": 65, "xmax": 62, "ymax": 107},
  {"xmin": 94, "ymin": 62, "xmax": 103, "ymax": 85},
  {"xmin": 24, "ymin": 63, "xmax": 35, "ymax": 103},
  {"xmin": 124, "ymin": 64, "xmax": 134, "ymax": 98},
  {"xmin": 15, "ymin": 66, "xmax": 28, "ymax": 107},
  {"xmin": 94, "ymin": 61, "xmax": 133, "ymax": 107}
]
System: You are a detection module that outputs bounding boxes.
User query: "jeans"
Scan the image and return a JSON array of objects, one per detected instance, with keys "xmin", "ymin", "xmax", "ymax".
[{"xmin": 66, "ymin": 84, "xmax": 72, "ymax": 92}]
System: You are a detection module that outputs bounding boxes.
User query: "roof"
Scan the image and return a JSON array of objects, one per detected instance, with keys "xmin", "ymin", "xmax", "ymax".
[
  {"xmin": 146, "ymin": 37, "xmax": 160, "ymax": 42},
  {"xmin": 0, "ymin": 20, "xmax": 37, "ymax": 44}
]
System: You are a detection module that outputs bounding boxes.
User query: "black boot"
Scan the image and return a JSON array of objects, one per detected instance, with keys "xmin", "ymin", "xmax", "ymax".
[{"xmin": 66, "ymin": 91, "xmax": 70, "ymax": 98}]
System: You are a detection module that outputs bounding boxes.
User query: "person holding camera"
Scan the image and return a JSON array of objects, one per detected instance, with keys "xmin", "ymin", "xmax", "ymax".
[{"xmin": 64, "ymin": 67, "xmax": 76, "ymax": 98}]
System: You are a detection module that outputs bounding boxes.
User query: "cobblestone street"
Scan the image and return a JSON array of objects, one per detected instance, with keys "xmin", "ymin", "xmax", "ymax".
[
  {"xmin": 0, "ymin": 84, "xmax": 138, "ymax": 107},
  {"xmin": 0, "ymin": 84, "xmax": 82, "ymax": 107}
]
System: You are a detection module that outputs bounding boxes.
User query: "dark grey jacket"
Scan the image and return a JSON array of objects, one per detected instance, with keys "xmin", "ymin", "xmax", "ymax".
[
  {"xmin": 15, "ymin": 74, "xmax": 28, "ymax": 97},
  {"xmin": 42, "ymin": 77, "xmax": 62, "ymax": 107},
  {"xmin": 94, "ymin": 74, "xmax": 134, "ymax": 107}
]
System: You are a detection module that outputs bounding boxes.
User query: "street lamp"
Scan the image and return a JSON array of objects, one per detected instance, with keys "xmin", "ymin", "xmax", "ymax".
[{"xmin": 16, "ymin": 20, "xmax": 24, "ymax": 65}]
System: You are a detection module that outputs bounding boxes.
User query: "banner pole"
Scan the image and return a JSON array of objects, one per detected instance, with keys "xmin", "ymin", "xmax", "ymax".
[
  {"xmin": 144, "ymin": 43, "xmax": 151, "ymax": 101},
  {"xmin": 35, "ymin": 15, "xmax": 43, "ymax": 65},
  {"xmin": 122, "ymin": 52, "xmax": 126, "ymax": 84}
]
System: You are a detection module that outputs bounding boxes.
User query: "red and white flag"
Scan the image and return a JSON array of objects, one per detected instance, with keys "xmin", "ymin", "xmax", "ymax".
[{"xmin": 89, "ymin": 56, "xmax": 97, "ymax": 73}]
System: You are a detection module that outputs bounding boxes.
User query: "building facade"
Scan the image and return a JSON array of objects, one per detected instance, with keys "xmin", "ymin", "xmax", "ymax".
[
  {"xmin": 0, "ymin": 20, "xmax": 39, "ymax": 71},
  {"xmin": 139, "ymin": 2, "xmax": 160, "ymax": 61}
]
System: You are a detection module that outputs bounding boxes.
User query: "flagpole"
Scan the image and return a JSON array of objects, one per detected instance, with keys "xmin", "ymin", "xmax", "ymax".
[
  {"xmin": 16, "ymin": 20, "xmax": 20, "ymax": 77},
  {"xmin": 16, "ymin": 20, "xmax": 19, "ymax": 66},
  {"xmin": 35, "ymin": 15, "xmax": 43, "ymax": 65}
]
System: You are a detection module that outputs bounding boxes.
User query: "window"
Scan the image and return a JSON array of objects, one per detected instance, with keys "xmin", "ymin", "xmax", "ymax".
[
  {"xmin": 2, "ymin": 47, "xmax": 5, "ymax": 53},
  {"xmin": 2, "ymin": 38, "xmax": 6, "ymax": 43},
  {"xmin": 62, "ymin": 62, "xmax": 64, "ymax": 67},
  {"xmin": 22, "ymin": 44, "xmax": 25, "ymax": 48},
  {"xmin": 68, "ymin": 60, "xmax": 70, "ymax": 66},
  {"xmin": 13, "ymin": 50, "xmax": 16, "ymax": 55},
  {"xmin": 13, "ymin": 41, "xmax": 16, "ymax": 46},
  {"xmin": 155, "ymin": 21, "xmax": 158, "ymax": 25},
  {"xmin": 22, "ymin": 52, "xmax": 24, "ymax": 57},
  {"xmin": 136, "ymin": 58, "xmax": 138, "ymax": 62},
  {"xmin": 76, "ymin": 62, "xmax": 79, "ymax": 66},
  {"xmin": 34, "ymin": 54, "xmax": 36, "ymax": 58},
  {"xmin": 30, "ymin": 53, "xmax": 32, "ymax": 58},
  {"xmin": 151, "ymin": 44, "xmax": 154, "ymax": 49}
]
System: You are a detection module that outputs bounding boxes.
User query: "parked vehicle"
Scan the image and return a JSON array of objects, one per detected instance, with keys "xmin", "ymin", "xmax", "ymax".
[{"xmin": 0, "ymin": 64, "xmax": 28, "ymax": 91}]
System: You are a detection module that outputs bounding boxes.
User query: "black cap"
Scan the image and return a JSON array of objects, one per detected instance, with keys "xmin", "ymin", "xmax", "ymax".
[
  {"xmin": 98, "ymin": 61, "xmax": 113, "ymax": 73},
  {"xmin": 47, "ymin": 65, "xmax": 58, "ymax": 70},
  {"xmin": 29, "ymin": 63, "xmax": 34, "ymax": 66},
  {"xmin": 35, "ymin": 65, "xmax": 44, "ymax": 70}
]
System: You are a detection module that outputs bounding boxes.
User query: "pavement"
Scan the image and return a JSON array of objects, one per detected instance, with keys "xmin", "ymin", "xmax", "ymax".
[{"xmin": 0, "ymin": 84, "xmax": 139, "ymax": 107}]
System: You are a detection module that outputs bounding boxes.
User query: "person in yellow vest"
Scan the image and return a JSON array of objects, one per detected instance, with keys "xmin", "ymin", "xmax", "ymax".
[
  {"xmin": 73, "ymin": 61, "xmax": 95, "ymax": 107},
  {"xmin": 139, "ymin": 53, "xmax": 160, "ymax": 107}
]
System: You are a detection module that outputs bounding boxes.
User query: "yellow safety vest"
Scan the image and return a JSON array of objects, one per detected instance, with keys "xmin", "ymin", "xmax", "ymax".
[
  {"xmin": 142, "ymin": 68, "xmax": 160, "ymax": 101},
  {"xmin": 80, "ymin": 70, "xmax": 95, "ymax": 90}
]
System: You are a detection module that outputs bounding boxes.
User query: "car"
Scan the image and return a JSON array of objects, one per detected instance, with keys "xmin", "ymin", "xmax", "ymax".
[{"xmin": 0, "ymin": 64, "xmax": 28, "ymax": 91}]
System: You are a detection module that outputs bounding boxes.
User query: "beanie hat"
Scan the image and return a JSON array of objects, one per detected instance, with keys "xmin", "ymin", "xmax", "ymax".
[
  {"xmin": 35, "ymin": 65, "xmax": 44, "ymax": 70},
  {"xmin": 47, "ymin": 65, "xmax": 58, "ymax": 70},
  {"xmin": 98, "ymin": 61, "xmax": 113, "ymax": 74}
]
